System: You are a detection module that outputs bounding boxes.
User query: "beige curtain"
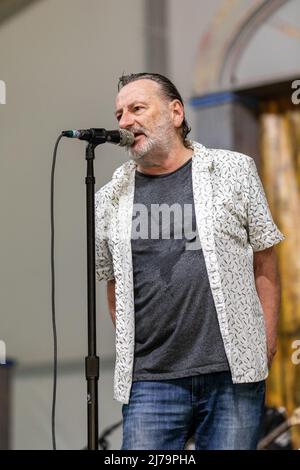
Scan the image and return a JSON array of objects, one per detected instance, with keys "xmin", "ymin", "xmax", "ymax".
[{"xmin": 260, "ymin": 99, "xmax": 300, "ymax": 448}]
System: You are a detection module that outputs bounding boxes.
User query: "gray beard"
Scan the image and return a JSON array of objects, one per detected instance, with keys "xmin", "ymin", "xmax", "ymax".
[
  {"xmin": 127, "ymin": 137, "xmax": 162, "ymax": 165},
  {"xmin": 126, "ymin": 121, "xmax": 175, "ymax": 166}
]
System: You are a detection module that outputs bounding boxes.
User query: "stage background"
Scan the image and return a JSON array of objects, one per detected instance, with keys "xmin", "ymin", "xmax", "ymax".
[{"xmin": 0, "ymin": 0, "xmax": 299, "ymax": 449}]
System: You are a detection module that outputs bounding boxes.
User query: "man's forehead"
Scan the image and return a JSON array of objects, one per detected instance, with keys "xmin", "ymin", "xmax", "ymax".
[{"xmin": 115, "ymin": 79, "xmax": 162, "ymax": 108}]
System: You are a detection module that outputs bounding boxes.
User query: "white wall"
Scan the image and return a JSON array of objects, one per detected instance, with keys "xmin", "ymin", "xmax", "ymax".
[
  {"xmin": 166, "ymin": 0, "xmax": 300, "ymax": 157},
  {"xmin": 13, "ymin": 365, "xmax": 122, "ymax": 450},
  {"xmin": 0, "ymin": 0, "xmax": 145, "ymax": 366},
  {"xmin": 0, "ymin": 0, "xmax": 145, "ymax": 449},
  {"xmin": 237, "ymin": 0, "xmax": 300, "ymax": 85},
  {"xmin": 167, "ymin": 0, "xmax": 300, "ymax": 97}
]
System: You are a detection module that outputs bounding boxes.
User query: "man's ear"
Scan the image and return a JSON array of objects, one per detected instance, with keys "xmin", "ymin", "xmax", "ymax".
[{"xmin": 169, "ymin": 99, "xmax": 184, "ymax": 129}]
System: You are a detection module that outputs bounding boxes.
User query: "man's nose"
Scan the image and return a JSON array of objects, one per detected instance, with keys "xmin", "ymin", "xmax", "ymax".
[{"xmin": 119, "ymin": 111, "xmax": 135, "ymax": 129}]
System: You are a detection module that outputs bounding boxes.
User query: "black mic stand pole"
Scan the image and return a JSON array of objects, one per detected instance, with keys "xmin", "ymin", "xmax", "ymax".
[{"xmin": 85, "ymin": 141, "xmax": 99, "ymax": 450}]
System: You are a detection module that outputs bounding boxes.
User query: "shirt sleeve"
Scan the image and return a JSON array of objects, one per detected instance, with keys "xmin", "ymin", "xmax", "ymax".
[
  {"xmin": 95, "ymin": 190, "xmax": 115, "ymax": 282},
  {"xmin": 246, "ymin": 157, "xmax": 285, "ymax": 252}
]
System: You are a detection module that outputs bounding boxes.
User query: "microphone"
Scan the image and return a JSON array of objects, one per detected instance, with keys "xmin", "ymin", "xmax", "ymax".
[{"xmin": 62, "ymin": 128, "xmax": 135, "ymax": 147}]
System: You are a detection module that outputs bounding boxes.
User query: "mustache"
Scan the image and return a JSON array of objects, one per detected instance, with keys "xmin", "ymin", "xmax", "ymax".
[{"xmin": 128, "ymin": 126, "xmax": 148, "ymax": 136}]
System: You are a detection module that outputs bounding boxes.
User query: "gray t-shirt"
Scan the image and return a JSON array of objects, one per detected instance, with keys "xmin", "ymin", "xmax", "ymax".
[{"xmin": 131, "ymin": 157, "xmax": 229, "ymax": 381}]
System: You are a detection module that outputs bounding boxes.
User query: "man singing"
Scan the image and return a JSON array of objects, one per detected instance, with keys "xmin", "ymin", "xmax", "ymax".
[{"xmin": 95, "ymin": 73, "xmax": 285, "ymax": 450}]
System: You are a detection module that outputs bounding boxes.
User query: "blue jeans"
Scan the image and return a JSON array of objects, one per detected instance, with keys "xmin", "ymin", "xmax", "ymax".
[{"xmin": 121, "ymin": 372, "xmax": 265, "ymax": 450}]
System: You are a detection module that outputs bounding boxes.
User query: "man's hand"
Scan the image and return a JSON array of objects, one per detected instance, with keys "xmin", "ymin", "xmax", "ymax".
[
  {"xmin": 267, "ymin": 344, "xmax": 277, "ymax": 369},
  {"xmin": 107, "ymin": 279, "xmax": 116, "ymax": 327},
  {"xmin": 253, "ymin": 246, "xmax": 281, "ymax": 369}
]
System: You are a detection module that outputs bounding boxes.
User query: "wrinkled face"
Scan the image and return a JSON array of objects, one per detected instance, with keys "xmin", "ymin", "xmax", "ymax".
[{"xmin": 115, "ymin": 79, "xmax": 178, "ymax": 162}]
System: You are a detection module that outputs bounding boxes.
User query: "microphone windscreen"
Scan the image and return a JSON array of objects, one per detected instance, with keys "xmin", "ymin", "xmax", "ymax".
[{"xmin": 119, "ymin": 129, "xmax": 135, "ymax": 147}]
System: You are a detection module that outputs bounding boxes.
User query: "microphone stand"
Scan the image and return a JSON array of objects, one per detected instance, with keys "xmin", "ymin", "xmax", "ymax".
[
  {"xmin": 85, "ymin": 141, "xmax": 99, "ymax": 450},
  {"xmin": 60, "ymin": 128, "xmax": 133, "ymax": 449},
  {"xmin": 69, "ymin": 129, "xmax": 133, "ymax": 450}
]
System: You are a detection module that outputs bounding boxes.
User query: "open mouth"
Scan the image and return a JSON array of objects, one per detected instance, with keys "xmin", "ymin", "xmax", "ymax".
[{"xmin": 133, "ymin": 132, "xmax": 145, "ymax": 143}]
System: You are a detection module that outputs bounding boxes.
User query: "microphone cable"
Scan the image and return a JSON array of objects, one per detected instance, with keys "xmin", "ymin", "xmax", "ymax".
[
  {"xmin": 50, "ymin": 133, "xmax": 64, "ymax": 450},
  {"xmin": 50, "ymin": 130, "xmax": 128, "ymax": 449}
]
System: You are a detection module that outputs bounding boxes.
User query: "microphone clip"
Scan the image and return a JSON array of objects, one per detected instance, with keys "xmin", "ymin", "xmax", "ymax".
[{"xmin": 62, "ymin": 128, "xmax": 134, "ymax": 147}]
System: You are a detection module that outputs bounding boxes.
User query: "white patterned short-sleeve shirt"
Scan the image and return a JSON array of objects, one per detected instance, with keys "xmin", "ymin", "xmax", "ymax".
[{"xmin": 95, "ymin": 142, "xmax": 285, "ymax": 404}]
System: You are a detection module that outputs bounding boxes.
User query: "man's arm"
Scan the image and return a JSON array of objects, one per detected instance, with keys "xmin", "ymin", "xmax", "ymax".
[
  {"xmin": 253, "ymin": 246, "xmax": 281, "ymax": 368},
  {"xmin": 107, "ymin": 279, "xmax": 116, "ymax": 327}
]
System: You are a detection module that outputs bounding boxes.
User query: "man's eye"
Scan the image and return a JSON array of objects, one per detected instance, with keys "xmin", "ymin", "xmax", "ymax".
[{"xmin": 134, "ymin": 106, "xmax": 143, "ymax": 111}]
